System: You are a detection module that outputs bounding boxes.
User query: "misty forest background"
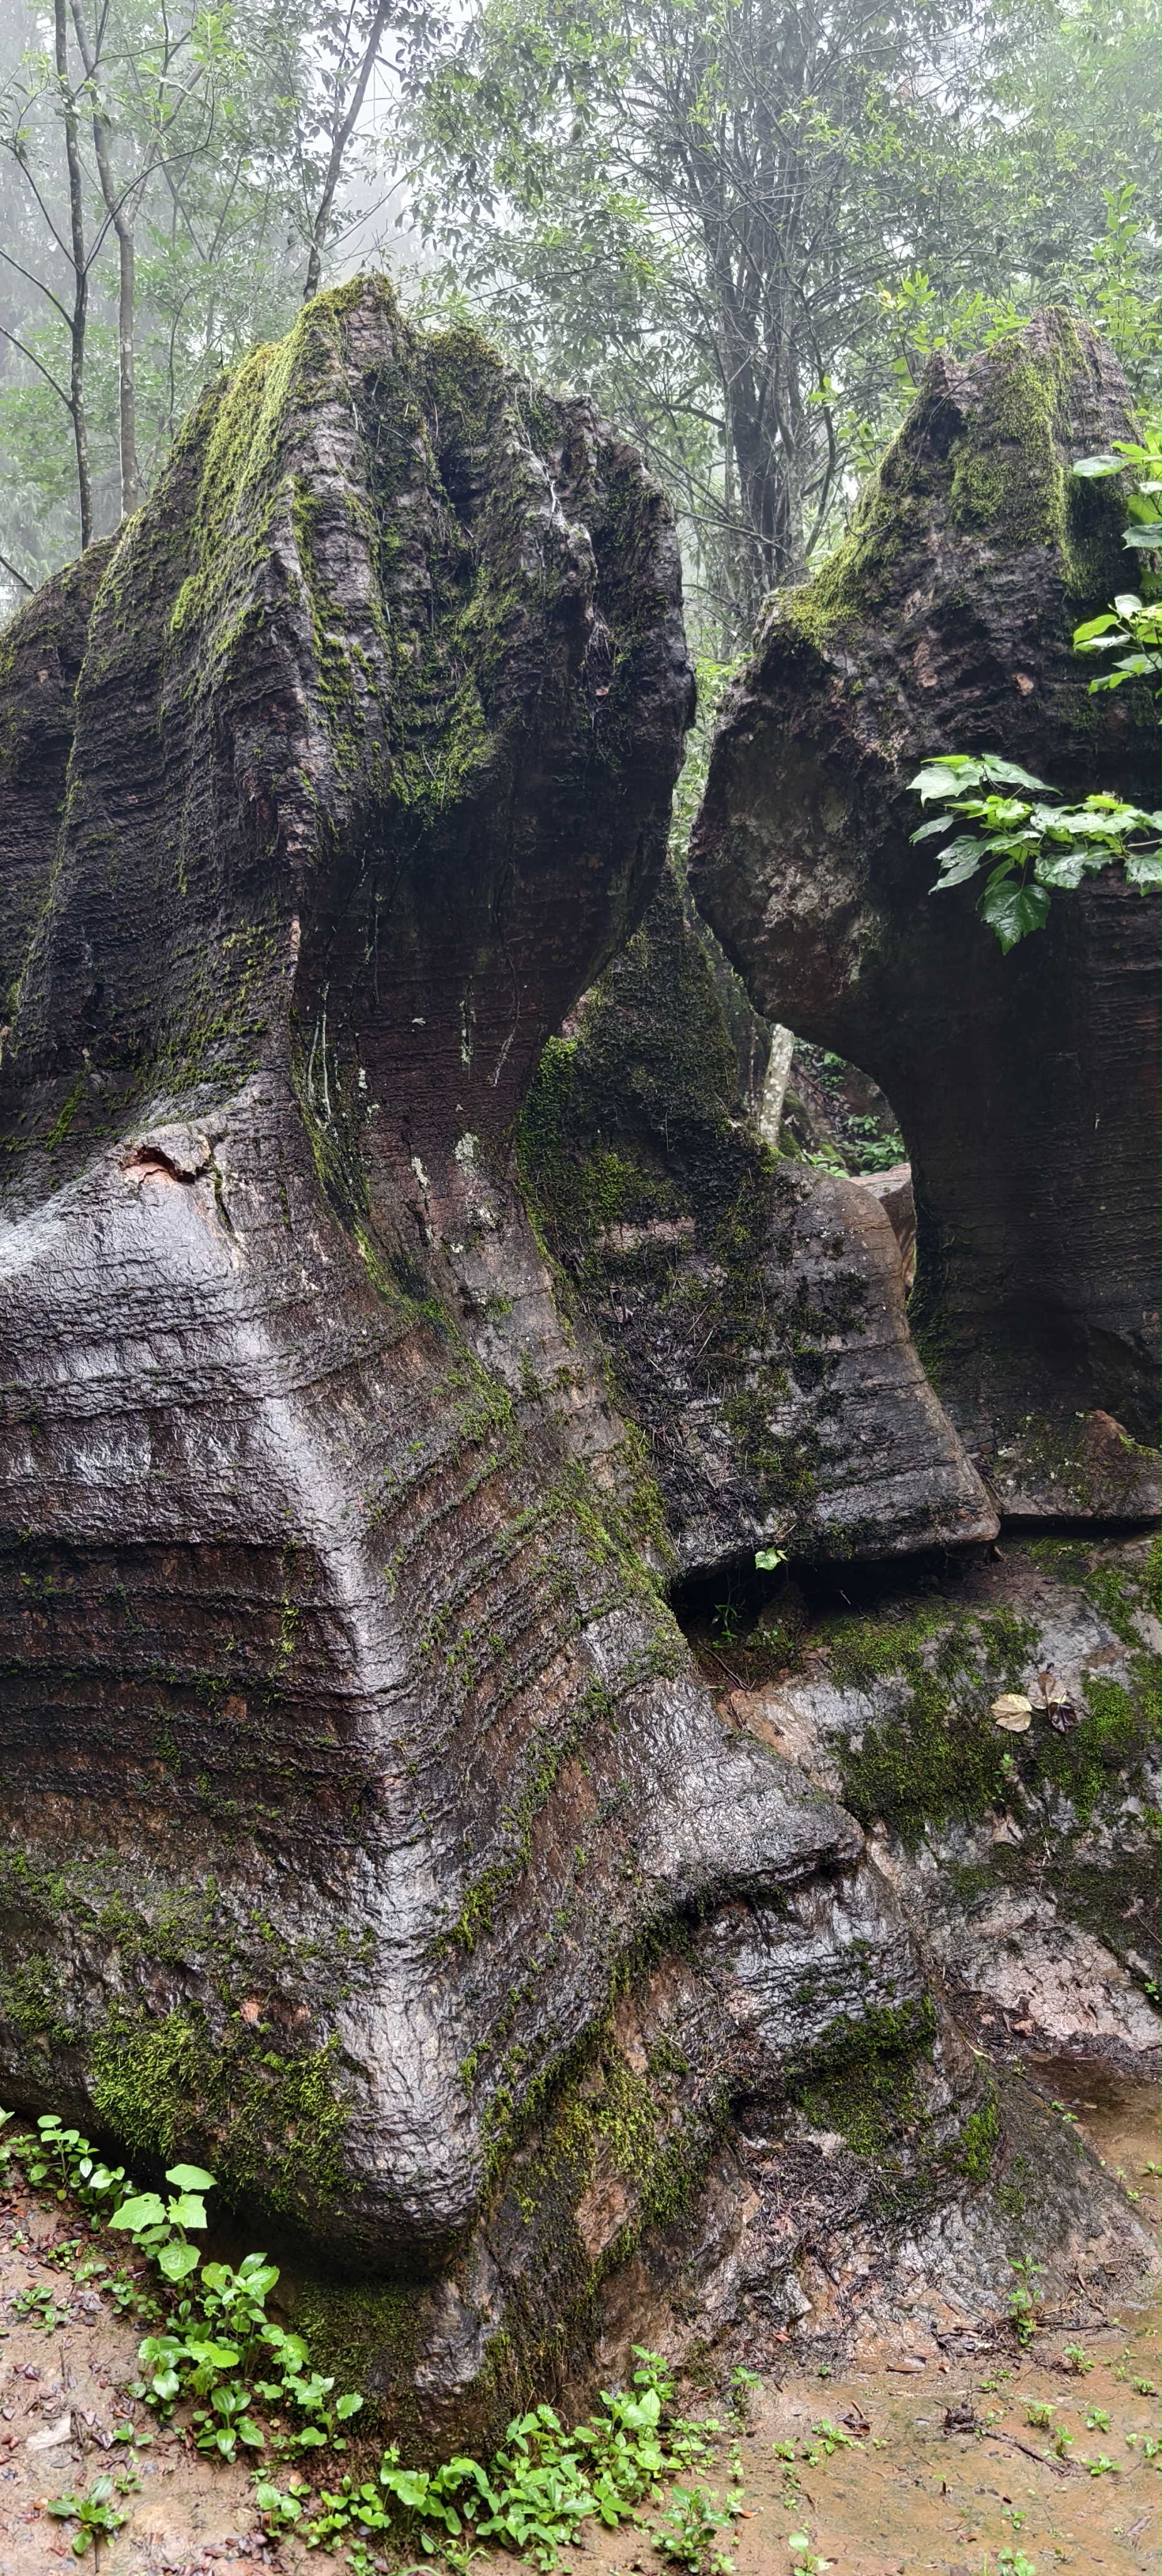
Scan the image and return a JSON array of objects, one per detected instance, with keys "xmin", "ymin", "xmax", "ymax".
[{"xmin": 0, "ymin": 0, "xmax": 1157, "ymax": 653}]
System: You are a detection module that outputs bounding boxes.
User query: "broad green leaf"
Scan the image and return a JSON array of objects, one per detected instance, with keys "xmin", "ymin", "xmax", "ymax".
[
  {"xmin": 1125, "ymin": 847, "xmax": 1162, "ymax": 888},
  {"xmin": 165, "ymin": 2163, "xmax": 216, "ymax": 2192},
  {"xmin": 909, "ymin": 813, "xmax": 954, "ymax": 841},
  {"xmin": 978, "ymin": 875, "xmax": 1051, "ymax": 949},
  {"xmin": 110, "ymin": 2192, "xmax": 167, "ymax": 2231},
  {"xmin": 1072, "ymin": 611, "xmax": 1120, "ymax": 643},
  {"xmin": 908, "ymin": 759, "xmax": 982, "ymax": 800},
  {"xmin": 1034, "ymin": 848, "xmax": 1107, "ymax": 889},
  {"xmin": 972, "ymin": 757, "xmax": 1051, "ymax": 793},
  {"xmin": 157, "ymin": 2240, "xmax": 202, "ymax": 2283},
  {"xmin": 1122, "ymin": 524, "xmax": 1162, "ymax": 548},
  {"xmin": 165, "ymin": 2192, "xmax": 208, "ymax": 2229},
  {"xmin": 1071, "ymin": 453, "xmax": 1123, "ymax": 477}
]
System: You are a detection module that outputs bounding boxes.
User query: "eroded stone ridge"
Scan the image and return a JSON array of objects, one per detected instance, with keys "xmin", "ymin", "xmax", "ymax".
[
  {"xmin": 690, "ymin": 309, "xmax": 1161, "ymax": 1513},
  {"xmin": 518, "ymin": 873, "xmax": 994, "ymax": 1567},
  {"xmin": 0, "ymin": 281, "xmax": 950, "ymax": 2414}
]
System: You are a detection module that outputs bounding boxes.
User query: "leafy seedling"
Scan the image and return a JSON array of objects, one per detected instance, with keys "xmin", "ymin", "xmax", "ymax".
[
  {"xmin": 787, "ymin": 2538, "xmax": 833, "ymax": 2575},
  {"xmin": 653, "ymin": 2483, "xmax": 738, "ymax": 2575},
  {"xmin": 1061, "ymin": 2342, "xmax": 1095, "ymax": 2376},
  {"xmin": 1005, "ymin": 2255, "xmax": 1044, "ymax": 2348},
  {"xmin": 45, "ymin": 2475, "xmax": 130, "ymax": 2559}
]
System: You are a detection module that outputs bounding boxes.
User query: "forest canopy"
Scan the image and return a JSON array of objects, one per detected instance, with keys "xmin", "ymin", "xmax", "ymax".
[{"xmin": 0, "ymin": 0, "xmax": 1158, "ymax": 638}]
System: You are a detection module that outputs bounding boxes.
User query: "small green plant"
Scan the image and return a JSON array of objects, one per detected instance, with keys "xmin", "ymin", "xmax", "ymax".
[
  {"xmin": 45, "ymin": 2475, "xmax": 130, "ymax": 2559},
  {"xmin": 1085, "ymin": 2451, "xmax": 1119, "ymax": 2476},
  {"xmin": 109, "ymin": 2160, "xmax": 216, "ymax": 2287},
  {"xmin": 1, "ymin": 2103, "xmax": 364, "ymax": 2470},
  {"xmin": 1085, "ymin": 2406, "xmax": 1110, "ymax": 2432},
  {"xmin": 1052, "ymin": 2426, "xmax": 1075, "ymax": 2459},
  {"xmin": 996, "ymin": 2553, "xmax": 1038, "ymax": 2576},
  {"xmin": 13, "ymin": 2282, "xmax": 67, "ymax": 2331},
  {"xmin": 253, "ymin": 2470, "xmax": 311, "ymax": 2535},
  {"xmin": 1061, "ymin": 2341, "xmax": 1095, "ymax": 2375},
  {"xmin": 1073, "ymin": 420, "xmax": 1162, "ymax": 553},
  {"xmin": 1073, "ymin": 592, "xmax": 1161, "ymax": 694},
  {"xmin": 729, "ymin": 2365, "xmax": 761, "ymax": 2423},
  {"xmin": 1132, "ymin": 2376, "xmax": 1158, "ymax": 2395},
  {"xmin": 1024, "ymin": 2399, "xmax": 1055, "ymax": 2429},
  {"xmin": 801, "ymin": 2419, "xmax": 859, "ymax": 2465},
  {"xmin": 908, "ymin": 755, "xmax": 1160, "ymax": 950},
  {"xmin": 1005, "ymin": 2254, "xmax": 1045, "ymax": 2347},
  {"xmin": 787, "ymin": 2536, "xmax": 833, "ymax": 2575},
  {"xmin": 653, "ymin": 2483, "xmax": 738, "ymax": 2574},
  {"xmin": 297, "ymin": 2357, "xmax": 718, "ymax": 2570}
]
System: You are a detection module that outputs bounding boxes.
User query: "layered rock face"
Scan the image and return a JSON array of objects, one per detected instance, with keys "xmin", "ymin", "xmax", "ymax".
[
  {"xmin": 690, "ymin": 310, "xmax": 1160, "ymax": 1516},
  {"xmin": 518, "ymin": 872, "xmax": 992, "ymax": 1568},
  {"xmin": 0, "ymin": 279, "xmax": 1005, "ymax": 2433},
  {"xmin": 3, "ymin": 282, "xmax": 1152, "ymax": 2440}
]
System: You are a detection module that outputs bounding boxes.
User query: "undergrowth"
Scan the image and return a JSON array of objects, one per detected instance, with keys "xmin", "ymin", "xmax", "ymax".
[{"xmin": 0, "ymin": 2103, "xmax": 730, "ymax": 2569}]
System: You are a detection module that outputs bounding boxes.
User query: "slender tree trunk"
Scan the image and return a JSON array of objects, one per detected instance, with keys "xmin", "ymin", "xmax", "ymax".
[
  {"xmin": 302, "ymin": 0, "xmax": 393, "ymax": 302},
  {"xmin": 70, "ymin": 0, "xmax": 138, "ymax": 517},
  {"xmin": 54, "ymin": 0, "xmax": 92, "ymax": 547}
]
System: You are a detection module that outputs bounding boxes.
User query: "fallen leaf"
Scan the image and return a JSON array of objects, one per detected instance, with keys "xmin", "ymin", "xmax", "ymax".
[
  {"xmin": 26, "ymin": 2413, "xmax": 73, "ymax": 2453},
  {"xmin": 888, "ymin": 2355, "xmax": 927, "ymax": 2373},
  {"xmin": 991, "ymin": 1694, "xmax": 1033, "ymax": 1731}
]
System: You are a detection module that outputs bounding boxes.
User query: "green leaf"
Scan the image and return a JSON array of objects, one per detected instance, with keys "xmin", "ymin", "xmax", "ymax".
[
  {"xmin": 165, "ymin": 2164, "xmax": 216, "ymax": 2192},
  {"xmin": 157, "ymin": 2241, "xmax": 202, "ymax": 2284},
  {"xmin": 931, "ymin": 840, "xmax": 986, "ymax": 888},
  {"xmin": 908, "ymin": 758, "xmax": 982, "ymax": 800},
  {"xmin": 1125, "ymin": 847, "xmax": 1162, "ymax": 888},
  {"xmin": 110, "ymin": 2193, "xmax": 167, "ymax": 2232},
  {"xmin": 978, "ymin": 876, "xmax": 1051, "ymax": 949},
  {"xmin": 1033, "ymin": 847, "xmax": 1109, "ymax": 889},
  {"xmin": 1072, "ymin": 453, "xmax": 1124, "ymax": 477},
  {"xmin": 754, "ymin": 1547, "xmax": 785, "ymax": 1570},
  {"xmin": 165, "ymin": 2193, "xmax": 208, "ymax": 2231},
  {"xmin": 972, "ymin": 757, "xmax": 1052, "ymax": 793},
  {"xmin": 1072, "ymin": 611, "xmax": 1121, "ymax": 643}
]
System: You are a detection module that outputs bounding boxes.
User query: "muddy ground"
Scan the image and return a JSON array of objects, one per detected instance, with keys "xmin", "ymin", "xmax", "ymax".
[{"xmin": 0, "ymin": 2065, "xmax": 1156, "ymax": 2576}]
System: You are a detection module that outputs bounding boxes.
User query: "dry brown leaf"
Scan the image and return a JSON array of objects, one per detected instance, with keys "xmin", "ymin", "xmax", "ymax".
[{"xmin": 991, "ymin": 1694, "xmax": 1033, "ymax": 1731}]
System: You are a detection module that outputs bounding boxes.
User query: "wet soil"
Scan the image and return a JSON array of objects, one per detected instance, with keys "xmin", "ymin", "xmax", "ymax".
[{"xmin": 1, "ymin": 2072, "xmax": 1157, "ymax": 2575}]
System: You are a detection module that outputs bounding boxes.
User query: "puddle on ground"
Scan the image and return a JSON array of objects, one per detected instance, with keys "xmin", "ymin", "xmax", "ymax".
[{"xmin": 1027, "ymin": 2063, "xmax": 1161, "ymax": 2231}]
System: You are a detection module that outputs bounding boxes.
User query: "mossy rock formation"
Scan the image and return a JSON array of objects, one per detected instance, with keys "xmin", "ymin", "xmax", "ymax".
[
  {"xmin": 0, "ymin": 277, "xmax": 1002, "ymax": 2431},
  {"xmin": 518, "ymin": 868, "xmax": 995, "ymax": 1567},
  {"xmin": 690, "ymin": 310, "xmax": 1160, "ymax": 1516}
]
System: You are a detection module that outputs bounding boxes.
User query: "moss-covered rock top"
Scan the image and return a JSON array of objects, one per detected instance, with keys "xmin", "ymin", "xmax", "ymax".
[{"xmin": 689, "ymin": 309, "xmax": 1160, "ymax": 1496}]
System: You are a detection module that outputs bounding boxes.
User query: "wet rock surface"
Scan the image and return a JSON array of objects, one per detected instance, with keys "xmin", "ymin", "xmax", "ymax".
[
  {"xmin": 0, "ymin": 279, "xmax": 1154, "ymax": 2442},
  {"xmin": 0, "ymin": 277, "xmax": 996, "ymax": 2440},
  {"xmin": 518, "ymin": 873, "xmax": 993, "ymax": 1572},
  {"xmin": 690, "ymin": 309, "xmax": 1161, "ymax": 1512}
]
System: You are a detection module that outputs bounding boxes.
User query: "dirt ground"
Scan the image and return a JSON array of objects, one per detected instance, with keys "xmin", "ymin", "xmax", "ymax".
[{"xmin": 0, "ymin": 2070, "xmax": 1156, "ymax": 2576}]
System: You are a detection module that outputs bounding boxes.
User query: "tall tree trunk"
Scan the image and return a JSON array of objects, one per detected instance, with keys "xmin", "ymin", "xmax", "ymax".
[
  {"xmin": 70, "ymin": 0, "xmax": 138, "ymax": 518},
  {"xmin": 54, "ymin": 0, "xmax": 92, "ymax": 547},
  {"xmin": 302, "ymin": 0, "xmax": 393, "ymax": 302}
]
